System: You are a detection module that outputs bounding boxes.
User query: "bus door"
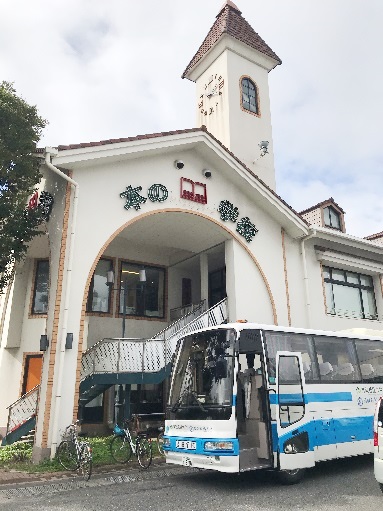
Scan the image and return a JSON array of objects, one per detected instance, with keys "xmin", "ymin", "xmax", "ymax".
[{"xmin": 276, "ymin": 352, "xmax": 315, "ymax": 470}]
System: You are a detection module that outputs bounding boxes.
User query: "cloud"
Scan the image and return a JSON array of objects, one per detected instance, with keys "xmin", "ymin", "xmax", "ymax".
[{"xmin": 0, "ymin": 0, "xmax": 382, "ymax": 237}]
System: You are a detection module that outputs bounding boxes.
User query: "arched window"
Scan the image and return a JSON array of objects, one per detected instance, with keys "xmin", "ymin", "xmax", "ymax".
[{"xmin": 241, "ymin": 77, "xmax": 258, "ymax": 114}]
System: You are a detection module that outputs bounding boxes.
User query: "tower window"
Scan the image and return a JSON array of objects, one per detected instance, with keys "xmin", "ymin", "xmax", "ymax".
[
  {"xmin": 323, "ymin": 206, "xmax": 341, "ymax": 230},
  {"xmin": 241, "ymin": 77, "xmax": 259, "ymax": 115}
]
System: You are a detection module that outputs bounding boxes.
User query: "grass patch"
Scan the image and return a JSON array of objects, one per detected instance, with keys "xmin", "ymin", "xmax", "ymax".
[{"xmin": 0, "ymin": 435, "xmax": 163, "ymax": 474}]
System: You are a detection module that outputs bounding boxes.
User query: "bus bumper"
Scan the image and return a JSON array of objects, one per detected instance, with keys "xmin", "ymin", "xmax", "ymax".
[{"xmin": 165, "ymin": 451, "xmax": 239, "ymax": 473}]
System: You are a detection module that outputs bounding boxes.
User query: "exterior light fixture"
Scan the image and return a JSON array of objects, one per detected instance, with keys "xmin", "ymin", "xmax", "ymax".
[
  {"xmin": 40, "ymin": 334, "xmax": 49, "ymax": 351},
  {"xmin": 65, "ymin": 333, "xmax": 73, "ymax": 349}
]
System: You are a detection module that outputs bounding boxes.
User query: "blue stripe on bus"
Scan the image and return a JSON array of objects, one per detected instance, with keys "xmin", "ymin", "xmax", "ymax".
[
  {"xmin": 271, "ymin": 414, "xmax": 373, "ymax": 452},
  {"xmin": 165, "ymin": 414, "xmax": 373, "ymax": 457},
  {"xmin": 268, "ymin": 392, "xmax": 353, "ymax": 405}
]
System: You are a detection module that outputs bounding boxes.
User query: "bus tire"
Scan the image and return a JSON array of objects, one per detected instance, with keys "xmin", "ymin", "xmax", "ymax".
[{"xmin": 277, "ymin": 468, "xmax": 306, "ymax": 485}]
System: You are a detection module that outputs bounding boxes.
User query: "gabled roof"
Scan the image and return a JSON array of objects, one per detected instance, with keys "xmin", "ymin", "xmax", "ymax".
[
  {"xmin": 299, "ymin": 197, "xmax": 345, "ymax": 215},
  {"xmin": 39, "ymin": 125, "xmax": 308, "ymax": 238},
  {"xmin": 182, "ymin": 1, "xmax": 282, "ymax": 79}
]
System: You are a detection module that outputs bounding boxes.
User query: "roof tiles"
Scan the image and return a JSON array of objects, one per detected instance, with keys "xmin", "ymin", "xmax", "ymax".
[{"xmin": 182, "ymin": 2, "xmax": 281, "ymax": 79}]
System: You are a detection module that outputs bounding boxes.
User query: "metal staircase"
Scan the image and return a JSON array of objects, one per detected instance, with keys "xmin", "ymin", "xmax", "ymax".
[
  {"xmin": 2, "ymin": 299, "xmax": 228, "ymax": 445},
  {"xmin": 80, "ymin": 298, "xmax": 227, "ymax": 402},
  {"xmin": 1, "ymin": 386, "xmax": 39, "ymax": 446}
]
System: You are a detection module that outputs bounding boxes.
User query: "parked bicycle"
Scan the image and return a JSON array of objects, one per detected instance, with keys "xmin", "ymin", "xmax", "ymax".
[
  {"xmin": 157, "ymin": 426, "xmax": 165, "ymax": 456},
  {"xmin": 57, "ymin": 421, "xmax": 93, "ymax": 480},
  {"xmin": 110, "ymin": 417, "xmax": 152, "ymax": 469}
]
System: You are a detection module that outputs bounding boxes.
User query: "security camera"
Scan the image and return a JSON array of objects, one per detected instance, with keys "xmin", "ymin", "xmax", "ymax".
[
  {"xmin": 202, "ymin": 169, "xmax": 212, "ymax": 178},
  {"xmin": 174, "ymin": 160, "xmax": 184, "ymax": 170}
]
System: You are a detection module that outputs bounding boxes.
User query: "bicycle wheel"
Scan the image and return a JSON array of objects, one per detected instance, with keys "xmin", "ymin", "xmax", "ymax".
[
  {"xmin": 110, "ymin": 435, "xmax": 132, "ymax": 463},
  {"xmin": 136, "ymin": 436, "xmax": 152, "ymax": 469},
  {"xmin": 80, "ymin": 444, "xmax": 92, "ymax": 481},
  {"xmin": 57, "ymin": 440, "xmax": 78, "ymax": 471},
  {"xmin": 157, "ymin": 431, "xmax": 165, "ymax": 456}
]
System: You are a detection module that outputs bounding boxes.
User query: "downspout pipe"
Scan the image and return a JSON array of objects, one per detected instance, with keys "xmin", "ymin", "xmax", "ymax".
[
  {"xmin": 300, "ymin": 229, "xmax": 317, "ymax": 329},
  {"xmin": 44, "ymin": 147, "xmax": 79, "ymax": 456}
]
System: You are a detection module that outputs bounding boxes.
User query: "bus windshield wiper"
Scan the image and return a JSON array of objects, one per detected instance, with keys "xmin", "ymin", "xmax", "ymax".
[{"xmin": 171, "ymin": 390, "xmax": 208, "ymax": 413}]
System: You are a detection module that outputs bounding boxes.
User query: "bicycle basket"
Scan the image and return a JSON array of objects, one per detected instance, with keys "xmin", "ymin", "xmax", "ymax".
[{"xmin": 113, "ymin": 424, "xmax": 124, "ymax": 436}]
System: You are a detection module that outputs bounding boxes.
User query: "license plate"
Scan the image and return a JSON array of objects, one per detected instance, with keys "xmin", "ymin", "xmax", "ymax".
[{"xmin": 176, "ymin": 440, "xmax": 196, "ymax": 450}]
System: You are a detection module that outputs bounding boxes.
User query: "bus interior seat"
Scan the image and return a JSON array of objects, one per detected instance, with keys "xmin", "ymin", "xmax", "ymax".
[
  {"xmin": 360, "ymin": 363, "xmax": 375, "ymax": 377},
  {"xmin": 337, "ymin": 362, "xmax": 354, "ymax": 378},
  {"xmin": 319, "ymin": 361, "xmax": 333, "ymax": 377}
]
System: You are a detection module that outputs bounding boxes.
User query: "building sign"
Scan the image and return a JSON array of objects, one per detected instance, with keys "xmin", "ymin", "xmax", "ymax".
[
  {"xmin": 28, "ymin": 190, "xmax": 54, "ymax": 221},
  {"xmin": 218, "ymin": 200, "xmax": 258, "ymax": 243},
  {"xmin": 120, "ymin": 184, "xmax": 169, "ymax": 211},
  {"xmin": 180, "ymin": 178, "xmax": 207, "ymax": 204}
]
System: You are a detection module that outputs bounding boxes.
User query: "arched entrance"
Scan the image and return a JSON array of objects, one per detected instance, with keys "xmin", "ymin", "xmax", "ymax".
[{"xmin": 74, "ymin": 209, "xmax": 276, "ymax": 432}]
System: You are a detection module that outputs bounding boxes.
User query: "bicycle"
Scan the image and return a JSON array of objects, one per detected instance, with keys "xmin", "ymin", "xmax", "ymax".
[
  {"xmin": 56, "ymin": 421, "xmax": 93, "ymax": 480},
  {"xmin": 156, "ymin": 426, "xmax": 165, "ymax": 456},
  {"xmin": 110, "ymin": 417, "xmax": 152, "ymax": 469}
]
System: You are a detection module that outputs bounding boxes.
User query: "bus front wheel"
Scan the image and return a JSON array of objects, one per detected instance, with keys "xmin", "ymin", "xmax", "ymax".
[{"xmin": 277, "ymin": 468, "xmax": 306, "ymax": 485}]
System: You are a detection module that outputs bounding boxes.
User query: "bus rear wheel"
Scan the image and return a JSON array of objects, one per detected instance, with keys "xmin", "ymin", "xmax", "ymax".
[{"xmin": 277, "ymin": 468, "xmax": 306, "ymax": 485}]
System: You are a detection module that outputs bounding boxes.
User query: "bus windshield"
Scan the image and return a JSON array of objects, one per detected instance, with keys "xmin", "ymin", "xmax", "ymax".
[{"xmin": 167, "ymin": 329, "xmax": 235, "ymax": 421}]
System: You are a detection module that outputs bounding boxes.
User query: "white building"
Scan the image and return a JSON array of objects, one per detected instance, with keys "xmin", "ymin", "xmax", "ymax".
[{"xmin": 1, "ymin": 0, "xmax": 383, "ymax": 461}]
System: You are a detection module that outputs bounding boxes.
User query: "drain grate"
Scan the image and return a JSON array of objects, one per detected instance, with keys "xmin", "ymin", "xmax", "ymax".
[{"xmin": 0, "ymin": 466, "xmax": 198, "ymax": 500}]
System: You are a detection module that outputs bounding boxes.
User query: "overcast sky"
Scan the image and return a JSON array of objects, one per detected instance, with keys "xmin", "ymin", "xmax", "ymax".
[{"xmin": 1, "ymin": 0, "xmax": 382, "ymax": 238}]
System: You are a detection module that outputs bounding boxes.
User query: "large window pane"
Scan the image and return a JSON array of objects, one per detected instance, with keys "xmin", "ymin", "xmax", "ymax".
[
  {"xmin": 314, "ymin": 336, "xmax": 360, "ymax": 382},
  {"xmin": 323, "ymin": 266, "xmax": 377, "ymax": 320},
  {"xmin": 361, "ymin": 289, "xmax": 378, "ymax": 319},
  {"xmin": 87, "ymin": 258, "xmax": 111, "ymax": 313},
  {"xmin": 324, "ymin": 282, "xmax": 335, "ymax": 314},
  {"xmin": 265, "ymin": 331, "xmax": 318, "ymax": 382},
  {"xmin": 355, "ymin": 340, "xmax": 383, "ymax": 382},
  {"xmin": 332, "ymin": 283, "xmax": 362, "ymax": 317},
  {"xmin": 119, "ymin": 262, "xmax": 165, "ymax": 318},
  {"xmin": 32, "ymin": 260, "xmax": 49, "ymax": 314}
]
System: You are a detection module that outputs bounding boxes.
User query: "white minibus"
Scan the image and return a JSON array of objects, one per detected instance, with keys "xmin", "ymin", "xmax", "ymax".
[{"xmin": 163, "ymin": 323, "xmax": 383, "ymax": 483}]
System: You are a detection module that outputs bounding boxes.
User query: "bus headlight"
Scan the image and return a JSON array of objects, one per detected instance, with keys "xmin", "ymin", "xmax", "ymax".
[{"xmin": 204, "ymin": 441, "xmax": 234, "ymax": 451}]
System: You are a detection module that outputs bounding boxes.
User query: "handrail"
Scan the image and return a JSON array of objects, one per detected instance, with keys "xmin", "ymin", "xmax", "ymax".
[
  {"xmin": 5, "ymin": 384, "xmax": 40, "ymax": 410},
  {"xmin": 5, "ymin": 385, "xmax": 40, "ymax": 435},
  {"xmin": 80, "ymin": 298, "xmax": 228, "ymax": 381}
]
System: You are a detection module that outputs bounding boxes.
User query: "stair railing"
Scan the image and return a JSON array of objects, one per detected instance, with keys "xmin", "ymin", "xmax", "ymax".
[
  {"xmin": 81, "ymin": 298, "xmax": 227, "ymax": 381},
  {"xmin": 5, "ymin": 385, "xmax": 40, "ymax": 436},
  {"xmin": 152, "ymin": 299, "xmax": 207, "ymax": 341}
]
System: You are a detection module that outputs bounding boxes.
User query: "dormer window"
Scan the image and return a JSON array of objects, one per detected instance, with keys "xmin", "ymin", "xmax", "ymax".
[
  {"xmin": 323, "ymin": 206, "xmax": 341, "ymax": 230},
  {"xmin": 241, "ymin": 77, "xmax": 259, "ymax": 115}
]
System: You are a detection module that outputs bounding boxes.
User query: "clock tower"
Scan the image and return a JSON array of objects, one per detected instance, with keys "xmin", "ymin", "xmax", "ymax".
[{"xmin": 182, "ymin": 1, "xmax": 281, "ymax": 191}]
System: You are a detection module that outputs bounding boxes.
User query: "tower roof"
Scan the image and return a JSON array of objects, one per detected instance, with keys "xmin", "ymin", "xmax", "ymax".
[{"xmin": 182, "ymin": 1, "xmax": 282, "ymax": 79}]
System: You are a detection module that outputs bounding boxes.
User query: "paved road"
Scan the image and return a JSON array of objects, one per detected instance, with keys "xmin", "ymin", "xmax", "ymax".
[{"xmin": 0, "ymin": 455, "xmax": 381, "ymax": 510}]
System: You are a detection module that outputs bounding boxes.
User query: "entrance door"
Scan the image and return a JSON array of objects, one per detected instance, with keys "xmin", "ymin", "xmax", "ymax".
[
  {"xmin": 22, "ymin": 354, "xmax": 43, "ymax": 395},
  {"xmin": 276, "ymin": 352, "xmax": 315, "ymax": 470},
  {"xmin": 237, "ymin": 352, "xmax": 271, "ymax": 471}
]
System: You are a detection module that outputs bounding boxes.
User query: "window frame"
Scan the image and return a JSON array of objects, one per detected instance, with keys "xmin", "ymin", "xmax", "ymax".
[
  {"xmin": 117, "ymin": 260, "xmax": 166, "ymax": 320},
  {"xmin": 323, "ymin": 265, "xmax": 378, "ymax": 320},
  {"xmin": 322, "ymin": 205, "xmax": 342, "ymax": 231},
  {"xmin": 86, "ymin": 257, "xmax": 114, "ymax": 315},
  {"xmin": 30, "ymin": 259, "xmax": 49, "ymax": 316},
  {"xmin": 240, "ymin": 76, "xmax": 261, "ymax": 117}
]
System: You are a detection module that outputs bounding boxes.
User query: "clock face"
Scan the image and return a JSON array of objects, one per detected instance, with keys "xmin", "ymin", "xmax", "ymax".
[{"xmin": 198, "ymin": 74, "xmax": 225, "ymax": 116}]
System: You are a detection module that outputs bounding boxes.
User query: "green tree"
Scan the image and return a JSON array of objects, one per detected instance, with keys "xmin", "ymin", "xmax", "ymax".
[{"xmin": 0, "ymin": 81, "xmax": 47, "ymax": 293}]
